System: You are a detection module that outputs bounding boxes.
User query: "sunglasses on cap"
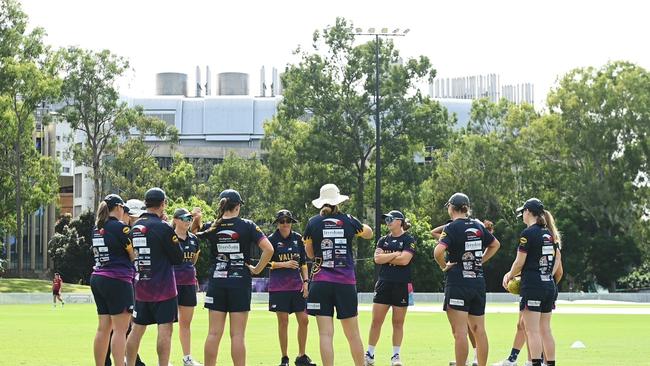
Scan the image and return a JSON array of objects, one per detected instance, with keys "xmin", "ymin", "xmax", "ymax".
[
  {"xmin": 177, "ymin": 214, "xmax": 193, "ymax": 222},
  {"xmin": 277, "ymin": 218, "xmax": 292, "ymax": 224},
  {"xmin": 384, "ymin": 216, "xmax": 396, "ymax": 224}
]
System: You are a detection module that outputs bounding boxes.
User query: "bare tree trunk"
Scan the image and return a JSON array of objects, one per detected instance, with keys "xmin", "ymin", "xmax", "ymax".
[
  {"xmin": 14, "ymin": 126, "xmax": 23, "ymax": 277},
  {"xmin": 93, "ymin": 157, "xmax": 101, "ymax": 214}
]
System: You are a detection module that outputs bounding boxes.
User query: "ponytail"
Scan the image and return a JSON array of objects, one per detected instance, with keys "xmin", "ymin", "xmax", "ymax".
[
  {"xmin": 95, "ymin": 201, "xmax": 110, "ymax": 229},
  {"xmin": 543, "ymin": 209, "xmax": 562, "ymax": 248},
  {"xmin": 451, "ymin": 204, "xmax": 471, "ymax": 217},
  {"xmin": 320, "ymin": 204, "xmax": 339, "ymax": 216},
  {"xmin": 401, "ymin": 218, "xmax": 412, "ymax": 231},
  {"xmin": 211, "ymin": 197, "xmax": 239, "ymax": 229}
]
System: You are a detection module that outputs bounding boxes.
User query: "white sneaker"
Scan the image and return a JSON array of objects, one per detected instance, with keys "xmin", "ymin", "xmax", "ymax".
[
  {"xmin": 492, "ymin": 361, "xmax": 517, "ymax": 366},
  {"xmin": 182, "ymin": 356, "xmax": 203, "ymax": 366},
  {"xmin": 391, "ymin": 353, "xmax": 403, "ymax": 366},
  {"xmin": 364, "ymin": 352, "xmax": 375, "ymax": 366}
]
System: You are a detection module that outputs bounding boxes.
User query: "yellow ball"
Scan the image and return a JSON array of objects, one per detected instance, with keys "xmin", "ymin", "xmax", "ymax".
[{"xmin": 507, "ymin": 276, "xmax": 521, "ymax": 295}]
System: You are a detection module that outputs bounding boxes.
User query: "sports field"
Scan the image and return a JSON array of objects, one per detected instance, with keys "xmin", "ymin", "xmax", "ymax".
[{"xmin": 0, "ymin": 301, "xmax": 648, "ymax": 366}]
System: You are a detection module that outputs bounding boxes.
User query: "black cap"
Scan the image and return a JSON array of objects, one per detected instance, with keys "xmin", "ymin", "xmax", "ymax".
[
  {"xmin": 173, "ymin": 208, "xmax": 192, "ymax": 220},
  {"xmin": 219, "ymin": 189, "xmax": 244, "ymax": 205},
  {"xmin": 445, "ymin": 192, "xmax": 470, "ymax": 208},
  {"xmin": 273, "ymin": 209, "xmax": 298, "ymax": 224},
  {"xmin": 517, "ymin": 198, "xmax": 544, "ymax": 217},
  {"xmin": 144, "ymin": 187, "xmax": 166, "ymax": 205},
  {"xmin": 104, "ymin": 194, "xmax": 127, "ymax": 212},
  {"xmin": 381, "ymin": 210, "xmax": 405, "ymax": 221}
]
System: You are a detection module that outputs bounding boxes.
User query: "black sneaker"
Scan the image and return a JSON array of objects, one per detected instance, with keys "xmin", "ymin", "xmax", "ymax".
[
  {"xmin": 295, "ymin": 354, "xmax": 317, "ymax": 366},
  {"xmin": 279, "ymin": 356, "xmax": 290, "ymax": 366}
]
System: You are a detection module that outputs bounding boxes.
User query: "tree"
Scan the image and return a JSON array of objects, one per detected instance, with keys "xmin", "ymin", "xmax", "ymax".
[
  {"xmin": 165, "ymin": 152, "xmax": 197, "ymax": 200},
  {"xmin": 47, "ymin": 211, "xmax": 95, "ymax": 283},
  {"xmin": 277, "ymin": 17, "xmax": 453, "ymax": 221},
  {"xmin": 0, "ymin": 0, "xmax": 62, "ymax": 275}
]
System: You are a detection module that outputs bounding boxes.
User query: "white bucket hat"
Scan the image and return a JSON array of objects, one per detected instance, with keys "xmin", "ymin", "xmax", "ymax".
[
  {"xmin": 125, "ymin": 199, "xmax": 146, "ymax": 217},
  {"xmin": 311, "ymin": 184, "xmax": 349, "ymax": 208}
]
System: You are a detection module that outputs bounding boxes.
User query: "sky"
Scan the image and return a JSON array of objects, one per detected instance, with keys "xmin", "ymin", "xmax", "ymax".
[{"xmin": 19, "ymin": 0, "xmax": 650, "ymax": 107}]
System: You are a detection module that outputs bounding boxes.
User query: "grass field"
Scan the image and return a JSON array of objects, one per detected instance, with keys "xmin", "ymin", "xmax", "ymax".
[
  {"xmin": 0, "ymin": 278, "xmax": 90, "ymax": 293},
  {"xmin": 0, "ymin": 302, "xmax": 648, "ymax": 366}
]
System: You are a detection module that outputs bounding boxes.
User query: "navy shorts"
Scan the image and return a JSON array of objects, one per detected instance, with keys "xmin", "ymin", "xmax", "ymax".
[
  {"xmin": 204, "ymin": 285, "xmax": 251, "ymax": 312},
  {"xmin": 307, "ymin": 281, "xmax": 358, "ymax": 319},
  {"xmin": 520, "ymin": 287, "xmax": 556, "ymax": 313},
  {"xmin": 133, "ymin": 297, "xmax": 178, "ymax": 325},
  {"xmin": 90, "ymin": 274, "xmax": 134, "ymax": 315},
  {"xmin": 443, "ymin": 285, "xmax": 486, "ymax": 316},
  {"xmin": 373, "ymin": 280, "xmax": 409, "ymax": 307},
  {"xmin": 177, "ymin": 284, "xmax": 198, "ymax": 307},
  {"xmin": 269, "ymin": 290, "xmax": 307, "ymax": 313}
]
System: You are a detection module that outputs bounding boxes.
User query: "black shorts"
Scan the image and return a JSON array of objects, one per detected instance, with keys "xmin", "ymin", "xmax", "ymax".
[
  {"xmin": 269, "ymin": 290, "xmax": 307, "ymax": 313},
  {"xmin": 520, "ymin": 287, "xmax": 556, "ymax": 313},
  {"xmin": 204, "ymin": 285, "xmax": 251, "ymax": 312},
  {"xmin": 177, "ymin": 284, "xmax": 198, "ymax": 307},
  {"xmin": 373, "ymin": 280, "xmax": 409, "ymax": 307},
  {"xmin": 133, "ymin": 297, "xmax": 178, "ymax": 325},
  {"xmin": 90, "ymin": 274, "xmax": 134, "ymax": 315},
  {"xmin": 307, "ymin": 281, "xmax": 358, "ymax": 319},
  {"xmin": 443, "ymin": 285, "xmax": 486, "ymax": 316},
  {"xmin": 53, "ymin": 289, "xmax": 61, "ymax": 296}
]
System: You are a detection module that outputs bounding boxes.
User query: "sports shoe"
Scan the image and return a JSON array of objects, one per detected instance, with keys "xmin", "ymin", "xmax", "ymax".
[
  {"xmin": 278, "ymin": 356, "xmax": 290, "ymax": 366},
  {"xmin": 391, "ymin": 353, "xmax": 403, "ymax": 366},
  {"xmin": 492, "ymin": 361, "xmax": 517, "ymax": 366},
  {"xmin": 182, "ymin": 356, "xmax": 202, "ymax": 366},
  {"xmin": 450, "ymin": 362, "xmax": 478, "ymax": 366},
  {"xmin": 294, "ymin": 354, "xmax": 316, "ymax": 366},
  {"xmin": 523, "ymin": 362, "xmax": 532, "ymax": 366},
  {"xmin": 364, "ymin": 352, "xmax": 375, "ymax": 366}
]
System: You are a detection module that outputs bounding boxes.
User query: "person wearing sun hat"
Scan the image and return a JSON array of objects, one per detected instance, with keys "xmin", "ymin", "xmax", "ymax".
[
  {"xmin": 303, "ymin": 183, "xmax": 373, "ymax": 366},
  {"xmin": 365, "ymin": 210, "xmax": 415, "ymax": 366},
  {"xmin": 433, "ymin": 192, "xmax": 501, "ymax": 366},
  {"xmin": 267, "ymin": 209, "xmax": 316, "ymax": 366}
]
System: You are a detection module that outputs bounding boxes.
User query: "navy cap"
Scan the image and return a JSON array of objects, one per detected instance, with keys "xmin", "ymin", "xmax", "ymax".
[
  {"xmin": 273, "ymin": 209, "xmax": 298, "ymax": 224},
  {"xmin": 104, "ymin": 194, "xmax": 127, "ymax": 212},
  {"xmin": 173, "ymin": 208, "xmax": 192, "ymax": 219},
  {"xmin": 445, "ymin": 192, "xmax": 470, "ymax": 208},
  {"xmin": 381, "ymin": 210, "xmax": 405, "ymax": 221},
  {"xmin": 219, "ymin": 189, "xmax": 244, "ymax": 205},
  {"xmin": 144, "ymin": 187, "xmax": 166, "ymax": 204},
  {"xmin": 517, "ymin": 198, "xmax": 544, "ymax": 217}
]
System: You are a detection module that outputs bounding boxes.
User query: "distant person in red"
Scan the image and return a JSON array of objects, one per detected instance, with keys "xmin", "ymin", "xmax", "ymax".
[{"xmin": 52, "ymin": 272, "xmax": 65, "ymax": 308}]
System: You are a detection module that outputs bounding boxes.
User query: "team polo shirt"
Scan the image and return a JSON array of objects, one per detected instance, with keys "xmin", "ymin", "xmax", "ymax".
[
  {"xmin": 518, "ymin": 224, "xmax": 557, "ymax": 290},
  {"xmin": 439, "ymin": 218, "xmax": 496, "ymax": 288},
  {"xmin": 303, "ymin": 213, "xmax": 364, "ymax": 285},
  {"xmin": 197, "ymin": 217, "xmax": 266, "ymax": 288},
  {"xmin": 268, "ymin": 230, "xmax": 306, "ymax": 292},
  {"xmin": 173, "ymin": 232, "xmax": 200, "ymax": 286},
  {"xmin": 91, "ymin": 216, "xmax": 135, "ymax": 283},
  {"xmin": 132, "ymin": 213, "xmax": 184, "ymax": 302},
  {"xmin": 376, "ymin": 233, "xmax": 416, "ymax": 282}
]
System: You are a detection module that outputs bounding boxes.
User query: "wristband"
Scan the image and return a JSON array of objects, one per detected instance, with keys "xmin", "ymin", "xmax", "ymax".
[{"xmin": 271, "ymin": 261, "xmax": 276, "ymax": 269}]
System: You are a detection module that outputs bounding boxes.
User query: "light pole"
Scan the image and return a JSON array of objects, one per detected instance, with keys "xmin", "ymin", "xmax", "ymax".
[{"xmin": 354, "ymin": 27, "xmax": 409, "ymax": 242}]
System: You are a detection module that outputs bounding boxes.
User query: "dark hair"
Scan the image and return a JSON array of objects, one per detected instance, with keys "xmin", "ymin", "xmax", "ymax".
[
  {"xmin": 145, "ymin": 200, "xmax": 165, "ymax": 209},
  {"xmin": 95, "ymin": 201, "xmax": 110, "ymax": 229},
  {"xmin": 450, "ymin": 203, "xmax": 471, "ymax": 216},
  {"xmin": 320, "ymin": 204, "xmax": 339, "ymax": 216},
  {"xmin": 211, "ymin": 197, "xmax": 240, "ymax": 229},
  {"xmin": 401, "ymin": 218, "xmax": 412, "ymax": 231}
]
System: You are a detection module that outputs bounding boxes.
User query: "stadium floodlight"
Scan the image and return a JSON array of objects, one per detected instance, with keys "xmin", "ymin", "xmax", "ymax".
[
  {"xmin": 368, "ymin": 27, "xmax": 375, "ymax": 33},
  {"xmin": 403, "ymin": 28, "xmax": 410, "ymax": 35},
  {"xmin": 381, "ymin": 27, "xmax": 389, "ymax": 34},
  {"xmin": 355, "ymin": 27, "xmax": 363, "ymax": 33},
  {"xmin": 392, "ymin": 28, "xmax": 400, "ymax": 34}
]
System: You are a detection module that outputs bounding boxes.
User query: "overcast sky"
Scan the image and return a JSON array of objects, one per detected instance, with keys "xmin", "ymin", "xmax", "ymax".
[{"xmin": 20, "ymin": 0, "xmax": 650, "ymax": 107}]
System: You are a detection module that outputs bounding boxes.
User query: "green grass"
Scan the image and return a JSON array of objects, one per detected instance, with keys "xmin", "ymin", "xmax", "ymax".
[
  {"xmin": 0, "ymin": 278, "xmax": 90, "ymax": 293},
  {"xmin": 0, "ymin": 303, "xmax": 648, "ymax": 365}
]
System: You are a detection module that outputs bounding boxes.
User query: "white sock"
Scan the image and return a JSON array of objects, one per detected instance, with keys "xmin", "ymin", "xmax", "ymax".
[
  {"xmin": 183, "ymin": 355, "xmax": 191, "ymax": 361},
  {"xmin": 367, "ymin": 345, "xmax": 375, "ymax": 356},
  {"xmin": 393, "ymin": 346, "xmax": 400, "ymax": 355},
  {"xmin": 473, "ymin": 348, "xmax": 478, "ymax": 361}
]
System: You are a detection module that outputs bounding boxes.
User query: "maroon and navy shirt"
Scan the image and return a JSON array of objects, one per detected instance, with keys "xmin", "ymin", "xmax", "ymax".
[
  {"xmin": 518, "ymin": 224, "xmax": 557, "ymax": 291},
  {"xmin": 91, "ymin": 216, "xmax": 135, "ymax": 284},
  {"xmin": 173, "ymin": 232, "xmax": 200, "ymax": 286},
  {"xmin": 439, "ymin": 218, "xmax": 496, "ymax": 288},
  {"xmin": 268, "ymin": 230, "xmax": 305, "ymax": 292},
  {"xmin": 303, "ymin": 213, "xmax": 364, "ymax": 285},
  {"xmin": 197, "ymin": 217, "xmax": 266, "ymax": 289},
  {"xmin": 132, "ymin": 213, "xmax": 184, "ymax": 302},
  {"xmin": 376, "ymin": 233, "xmax": 416, "ymax": 283}
]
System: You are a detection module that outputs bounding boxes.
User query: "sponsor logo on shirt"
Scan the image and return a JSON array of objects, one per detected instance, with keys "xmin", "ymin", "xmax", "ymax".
[
  {"xmin": 217, "ymin": 243, "xmax": 241, "ymax": 253},
  {"xmin": 322, "ymin": 229, "xmax": 345, "ymax": 238}
]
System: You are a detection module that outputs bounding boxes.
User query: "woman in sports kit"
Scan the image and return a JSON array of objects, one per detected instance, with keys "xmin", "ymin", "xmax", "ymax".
[
  {"xmin": 433, "ymin": 193, "xmax": 500, "ymax": 366},
  {"xmin": 267, "ymin": 209, "xmax": 316, "ymax": 366},
  {"xmin": 90, "ymin": 194, "xmax": 136, "ymax": 366},
  {"xmin": 195, "ymin": 189, "xmax": 274, "ymax": 366},
  {"xmin": 364, "ymin": 210, "xmax": 415, "ymax": 366},
  {"xmin": 172, "ymin": 208, "xmax": 203, "ymax": 366},
  {"xmin": 304, "ymin": 184, "xmax": 373, "ymax": 366},
  {"xmin": 502, "ymin": 198, "xmax": 562, "ymax": 366},
  {"xmin": 52, "ymin": 272, "xmax": 65, "ymax": 308}
]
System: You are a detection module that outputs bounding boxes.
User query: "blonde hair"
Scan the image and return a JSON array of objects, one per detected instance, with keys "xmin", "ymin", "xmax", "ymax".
[
  {"xmin": 543, "ymin": 210, "xmax": 562, "ymax": 248},
  {"xmin": 95, "ymin": 201, "xmax": 110, "ymax": 229}
]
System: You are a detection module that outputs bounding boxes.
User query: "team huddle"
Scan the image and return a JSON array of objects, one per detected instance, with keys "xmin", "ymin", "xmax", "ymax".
[{"xmin": 89, "ymin": 183, "xmax": 562, "ymax": 366}]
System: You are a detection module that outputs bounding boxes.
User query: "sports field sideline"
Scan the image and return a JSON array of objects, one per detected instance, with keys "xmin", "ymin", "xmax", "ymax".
[{"xmin": 1, "ymin": 300, "xmax": 648, "ymax": 366}]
